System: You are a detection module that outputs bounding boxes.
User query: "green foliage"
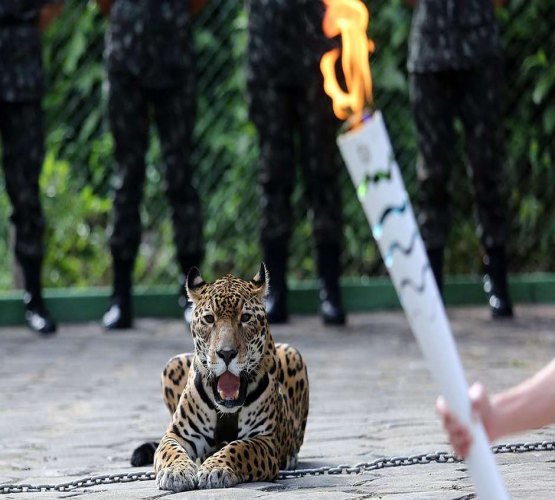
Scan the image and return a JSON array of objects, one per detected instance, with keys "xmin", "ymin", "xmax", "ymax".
[
  {"xmin": 43, "ymin": 2, "xmax": 108, "ymax": 175},
  {"xmin": 41, "ymin": 152, "xmax": 112, "ymax": 287},
  {"xmin": 0, "ymin": 178, "xmax": 12, "ymax": 290},
  {"xmin": 0, "ymin": 0, "xmax": 553, "ymax": 291},
  {"xmin": 190, "ymin": 3, "xmax": 261, "ymax": 281},
  {"xmin": 500, "ymin": 1, "xmax": 555, "ymax": 271}
]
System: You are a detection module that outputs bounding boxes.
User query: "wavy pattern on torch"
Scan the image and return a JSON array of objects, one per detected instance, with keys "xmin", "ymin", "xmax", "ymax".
[
  {"xmin": 399, "ymin": 262, "xmax": 431, "ymax": 295},
  {"xmin": 377, "ymin": 199, "xmax": 408, "ymax": 226},
  {"xmin": 384, "ymin": 229, "xmax": 418, "ymax": 264}
]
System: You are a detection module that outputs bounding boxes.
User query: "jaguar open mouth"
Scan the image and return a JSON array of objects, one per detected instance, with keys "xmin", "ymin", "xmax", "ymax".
[{"xmin": 212, "ymin": 371, "xmax": 248, "ymax": 408}]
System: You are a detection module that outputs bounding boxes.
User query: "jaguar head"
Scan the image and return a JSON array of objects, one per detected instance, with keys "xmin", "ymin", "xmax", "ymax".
[{"xmin": 186, "ymin": 263, "xmax": 270, "ymax": 411}]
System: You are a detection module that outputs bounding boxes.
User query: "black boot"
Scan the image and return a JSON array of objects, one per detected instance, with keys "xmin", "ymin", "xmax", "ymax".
[
  {"xmin": 427, "ymin": 248, "xmax": 444, "ymax": 295},
  {"xmin": 103, "ymin": 258, "xmax": 134, "ymax": 330},
  {"xmin": 483, "ymin": 247, "xmax": 513, "ymax": 319},
  {"xmin": 263, "ymin": 240, "xmax": 288, "ymax": 324},
  {"xmin": 316, "ymin": 243, "xmax": 346, "ymax": 326},
  {"xmin": 19, "ymin": 257, "xmax": 57, "ymax": 335}
]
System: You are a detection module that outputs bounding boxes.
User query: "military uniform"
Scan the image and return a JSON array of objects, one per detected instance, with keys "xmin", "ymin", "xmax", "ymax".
[
  {"xmin": 0, "ymin": 1, "xmax": 48, "ymax": 261},
  {"xmin": 246, "ymin": 0, "xmax": 346, "ymax": 325},
  {"xmin": 408, "ymin": 0, "xmax": 508, "ymax": 251},
  {"xmin": 408, "ymin": 0, "xmax": 513, "ymax": 317},
  {"xmin": 106, "ymin": 0, "xmax": 202, "ymax": 269},
  {"xmin": 247, "ymin": 0, "xmax": 342, "ymax": 248},
  {"xmin": 102, "ymin": 0, "xmax": 202, "ymax": 328},
  {"xmin": 0, "ymin": 0, "xmax": 60, "ymax": 333}
]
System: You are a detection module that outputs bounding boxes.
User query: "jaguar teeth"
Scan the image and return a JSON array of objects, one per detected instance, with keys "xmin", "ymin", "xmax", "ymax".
[{"xmin": 218, "ymin": 389, "xmax": 240, "ymax": 401}]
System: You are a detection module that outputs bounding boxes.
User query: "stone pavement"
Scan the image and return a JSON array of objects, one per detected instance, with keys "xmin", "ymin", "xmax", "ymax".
[{"xmin": 2, "ymin": 305, "xmax": 555, "ymax": 499}]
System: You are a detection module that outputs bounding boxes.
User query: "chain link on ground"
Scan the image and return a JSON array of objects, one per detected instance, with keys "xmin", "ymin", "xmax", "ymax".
[{"xmin": 1, "ymin": 440, "xmax": 554, "ymax": 494}]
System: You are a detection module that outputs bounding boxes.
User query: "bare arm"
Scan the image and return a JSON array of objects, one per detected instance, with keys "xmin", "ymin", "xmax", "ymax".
[
  {"xmin": 490, "ymin": 358, "xmax": 555, "ymax": 438},
  {"xmin": 437, "ymin": 358, "xmax": 555, "ymax": 456}
]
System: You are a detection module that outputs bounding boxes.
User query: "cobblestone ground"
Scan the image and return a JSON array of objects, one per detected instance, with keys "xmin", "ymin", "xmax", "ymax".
[{"xmin": 2, "ymin": 305, "xmax": 555, "ymax": 499}]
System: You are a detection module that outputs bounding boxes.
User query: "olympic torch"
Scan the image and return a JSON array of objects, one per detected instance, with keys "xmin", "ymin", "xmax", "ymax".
[{"xmin": 321, "ymin": 1, "xmax": 508, "ymax": 498}]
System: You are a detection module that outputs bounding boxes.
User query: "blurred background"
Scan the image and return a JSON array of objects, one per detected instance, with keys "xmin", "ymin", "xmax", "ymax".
[{"xmin": 0, "ymin": 0, "xmax": 553, "ymax": 291}]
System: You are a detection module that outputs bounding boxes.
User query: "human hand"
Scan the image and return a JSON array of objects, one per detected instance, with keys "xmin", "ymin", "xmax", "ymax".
[
  {"xmin": 39, "ymin": 3, "xmax": 64, "ymax": 32},
  {"xmin": 436, "ymin": 383, "xmax": 497, "ymax": 457}
]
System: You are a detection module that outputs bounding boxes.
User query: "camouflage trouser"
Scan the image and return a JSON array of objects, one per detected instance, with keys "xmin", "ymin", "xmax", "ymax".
[
  {"xmin": 0, "ymin": 100, "xmax": 45, "ymax": 261},
  {"xmin": 108, "ymin": 73, "xmax": 203, "ymax": 267},
  {"xmin": 247, "ymin": 81, "xmax": 343, "ymax": 247},
  {"xmin": 409, "ymin": 60, "xmax": 509, "ymax": 251}
]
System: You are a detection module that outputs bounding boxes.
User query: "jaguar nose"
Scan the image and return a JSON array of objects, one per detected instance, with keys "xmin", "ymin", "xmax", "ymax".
[{"xmin": 217, "ymin": 349, "xmax": 238, "ymax": 366}]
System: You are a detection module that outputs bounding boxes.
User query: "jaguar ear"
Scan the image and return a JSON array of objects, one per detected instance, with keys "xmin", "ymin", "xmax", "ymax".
[
  {"xmin": 186, "ymin": 267, "xmax": 206, "ymax": 304},
  {"xmin": 252, "ymin": 262, "xmax": 269, "ymax": 298}
]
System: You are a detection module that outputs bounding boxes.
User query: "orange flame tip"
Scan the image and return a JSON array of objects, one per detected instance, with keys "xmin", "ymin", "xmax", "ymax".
[{"xmin": 320, "ymin": 0, "xmax": 374, "ymax": 123}]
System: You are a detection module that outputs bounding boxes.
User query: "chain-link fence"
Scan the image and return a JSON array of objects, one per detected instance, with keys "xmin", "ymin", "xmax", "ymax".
[{"xmin": 0, "ymin": 0, "xmax": 553, "ymax": 291}]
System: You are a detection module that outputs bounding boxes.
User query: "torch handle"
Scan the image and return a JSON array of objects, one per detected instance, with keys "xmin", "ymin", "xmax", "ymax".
[
  {"xmin": 337, "ymin": 111, "xmax": 509, "ymax": 499},
  {"xmin": 467, "ymin": 421, "xmax": 509, "ymax": 499},
  {"xmin": 417, "ymin": 308, "xmax": 509, "ymax": 499},
  {"xmin": 409, "ymin": 303, "xmax": 509, "ymax": 500}
]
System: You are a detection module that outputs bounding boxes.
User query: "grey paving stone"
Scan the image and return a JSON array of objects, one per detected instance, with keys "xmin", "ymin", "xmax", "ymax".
[{"xmin": 1, "ymin": 306, "xmax": 555, "ymax": 498}]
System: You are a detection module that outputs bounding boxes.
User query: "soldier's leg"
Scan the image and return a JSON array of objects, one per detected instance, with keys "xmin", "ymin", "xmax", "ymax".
[
  {"xmin": 0, "ymin": 100, "xmax": 56, "ymax": 334},
  {"xmin": 409, "ymin": 71, "xmax": 457, "ymax": 293},
  {"xmin": 457, "ymin": 62, "xmax": 508, "ymax": 251},
  {"xmin": 298, "ymin": 79, "xmax": 345, "ymax": 325},
  {"xmin": 103, "ymin": 74, "xmax": 149, "ymax": 329},
  {"xmin": 247, "ymin": 82, "xmax": 296, "ymax": 323},
  {"xmin": 457, "ymin": 61, "xmax": 512, "ymax": 317}
]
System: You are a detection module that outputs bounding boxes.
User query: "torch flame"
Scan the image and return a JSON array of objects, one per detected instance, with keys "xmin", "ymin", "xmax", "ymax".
[{"xmin": 320, "ymin": 0, "xmax": 374, "ymax": 124}]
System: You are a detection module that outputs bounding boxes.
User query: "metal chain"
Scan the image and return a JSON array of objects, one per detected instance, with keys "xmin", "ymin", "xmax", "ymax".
[
  {"xmin": 0, "ymin": 471, "xmax": 156, "ymax": 495},
  {"xmin": 2, "ymin": 440, "xmax": 554, "ymax": 494}
]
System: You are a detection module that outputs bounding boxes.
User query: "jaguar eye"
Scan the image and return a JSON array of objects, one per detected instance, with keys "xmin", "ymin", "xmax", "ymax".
[
  {"xmin": 203, "ymin": 314, "xmax": 215, "ymax": 324},
  {"xmin": 240, "ymin": 313, "xmax": 252, "ymax": 323}
]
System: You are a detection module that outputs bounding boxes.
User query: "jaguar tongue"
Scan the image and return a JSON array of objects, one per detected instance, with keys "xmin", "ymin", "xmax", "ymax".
[{"xmin": 217, "ymin": 372, "xmax": 241, "ymax": 400}]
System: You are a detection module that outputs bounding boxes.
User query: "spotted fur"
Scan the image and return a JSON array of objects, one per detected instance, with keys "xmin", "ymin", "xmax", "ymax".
[{"xmin": 154, "ymin": 263, "xmax": 309, "ymax": 491}]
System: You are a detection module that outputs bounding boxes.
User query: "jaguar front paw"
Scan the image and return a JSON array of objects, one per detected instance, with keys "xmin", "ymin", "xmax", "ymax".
[
  {"xmin": 156, "ymin": 462, "xmax": 198, "ymax": 492},
  {"xmin": 197, "ymin": 465, "xmax": 239, "ymax": 489}
]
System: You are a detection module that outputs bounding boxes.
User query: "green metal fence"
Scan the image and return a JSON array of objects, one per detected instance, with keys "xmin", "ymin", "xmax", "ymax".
[{"xmin": 0, "ymin": 0, "xmax": 553, "ymax": 292}]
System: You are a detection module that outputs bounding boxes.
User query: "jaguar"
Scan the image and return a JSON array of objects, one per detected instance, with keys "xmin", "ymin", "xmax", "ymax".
[{"xmin": 136, "ymin": 264, "xmax": 309, "ymax": 491}]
